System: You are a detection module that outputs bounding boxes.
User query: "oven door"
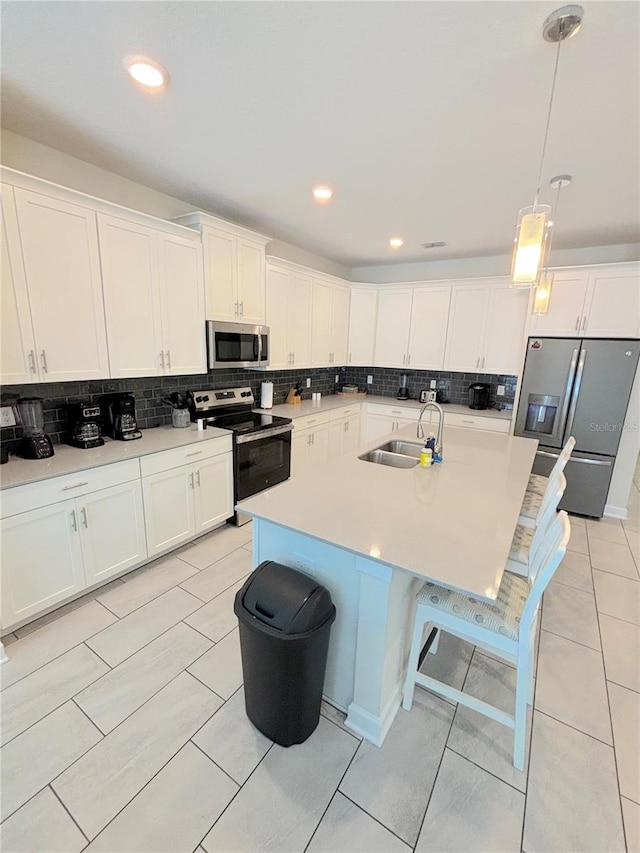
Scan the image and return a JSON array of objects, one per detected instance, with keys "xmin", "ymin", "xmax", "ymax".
[
  {"xmin": 207, "ymin": 321, "xmax": 269, "ymax": 369},
  {"xmin": 235, "ymin": 425, "xmax": 292, "ymax": 501}
]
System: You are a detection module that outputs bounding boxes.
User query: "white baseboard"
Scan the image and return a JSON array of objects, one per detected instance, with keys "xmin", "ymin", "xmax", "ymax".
[
  {"xmin": 345, "ymin": 682, "xmax": 402, "ymax": 746},
  {"xmin": 0, "ymin": 642, "xmax": 8, "ymax": 665},
  {"xmin": 604, "ymin": 504, "xmax": 628, "ymax": 520}
]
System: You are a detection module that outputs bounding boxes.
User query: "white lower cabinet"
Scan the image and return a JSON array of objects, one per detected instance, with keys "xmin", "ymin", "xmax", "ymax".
[
  {"xmin": 194, "ymin": 453, "xmax": 234, "ymax": 534},
  {"xmin": 328, "ymin": 409, "xmax": 361, "ymax": 459},
  {"xmin": 291, "ymin": 413, "xmax": 330, "ymax": 477}
]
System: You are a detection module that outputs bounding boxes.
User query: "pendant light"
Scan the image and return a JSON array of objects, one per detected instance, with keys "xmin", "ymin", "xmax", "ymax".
[
  {"xmin": 533, "ymin": 174, "xmax": 572, "ymax": 314},
  {"xmin": 511, "ymin": 5, "xmax": 583, "ymax": 288}
]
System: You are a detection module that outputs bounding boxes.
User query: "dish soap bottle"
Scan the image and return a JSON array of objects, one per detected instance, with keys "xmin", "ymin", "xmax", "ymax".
[{"xmin": 420, "ymin": 445, "xmax": 433, "ymax": 467}]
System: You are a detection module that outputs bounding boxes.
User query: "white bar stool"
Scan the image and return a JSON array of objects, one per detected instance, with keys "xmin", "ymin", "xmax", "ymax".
[
  {"xmin": 402, "ymin": 511, "xmax": 571, "ymax": 771},
  {"xmin": 519, "ymin": 436, "xmax": 575, "ymax": 528},
  {"xmin": 507, "ymin": 472, "xmax": 566, "ymax": 578}
]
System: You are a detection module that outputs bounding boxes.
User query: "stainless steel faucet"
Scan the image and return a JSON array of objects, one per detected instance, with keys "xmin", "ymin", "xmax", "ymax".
[{"xmin": 417, "ymin": 401, "xmax": 444, "ymax": 455}]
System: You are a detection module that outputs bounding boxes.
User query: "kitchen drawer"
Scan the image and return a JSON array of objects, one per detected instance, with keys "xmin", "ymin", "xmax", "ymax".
[
  {"xmin": 329, "ymin": 405, "xmax": 361, "ymax": 422},
  {"xmin": 1, "ymin": 459, "xmax": 141, "ymax": 518},
  {"xmin": 140, "ymin": 435, "xmax": 232, "ymax": 478},
  {"xmin": 293, "ymin": 412, "xmax": 330, "ymax": 433},
  {"xmin": 445, "ymin": 412, "xmax": 511, "ymax": 433},
  {"xmin": 366, "ymin": 403, "xmax": 420, "ymax": 421}
]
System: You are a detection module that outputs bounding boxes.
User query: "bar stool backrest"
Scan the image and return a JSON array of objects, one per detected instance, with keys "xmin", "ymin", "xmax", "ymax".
[{"xmin": 520, "ymin": 512, "xmax": 571, "ymax": 639}]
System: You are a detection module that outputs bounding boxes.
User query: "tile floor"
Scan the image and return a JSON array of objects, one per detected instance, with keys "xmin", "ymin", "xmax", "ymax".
[{"xmin": 1, "ymin": 469, "xmax": 639, "ymax": 853}]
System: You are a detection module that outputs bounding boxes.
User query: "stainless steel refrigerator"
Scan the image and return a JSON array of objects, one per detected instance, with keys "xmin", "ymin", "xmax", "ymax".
[{"xmin": 515, "ymin": 337, "xmax": 639, "ymax": 517}]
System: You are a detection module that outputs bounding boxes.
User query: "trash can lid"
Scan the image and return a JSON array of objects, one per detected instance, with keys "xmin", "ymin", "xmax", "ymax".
[{"xmin": 238, "ymin": 560, "xmax": 334, "ymax": 634}]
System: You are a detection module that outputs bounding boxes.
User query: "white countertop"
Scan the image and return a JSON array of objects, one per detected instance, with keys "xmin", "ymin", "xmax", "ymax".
[
  {"xmin": 256, "ymin": 394, "xmax": 513, "ymax": 422},
  {"xmin": 0, "ymin": 425, "xmax": 230, "ymax": 490},
  {"xmin": 238, "ymin": 423, "xmax": 537, "ymax": 601}
]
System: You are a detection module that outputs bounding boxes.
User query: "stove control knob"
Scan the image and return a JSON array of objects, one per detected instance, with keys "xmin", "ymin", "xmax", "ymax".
[
  {"xmin": 203, "ymin": 395, "xmax": 209, "ymax": 402},
  {"xmin": 195, "ymin": 396, "xmax": 203, "ymax": 403}
]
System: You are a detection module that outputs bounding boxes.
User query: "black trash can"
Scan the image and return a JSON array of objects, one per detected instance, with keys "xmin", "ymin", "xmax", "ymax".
[{"xmin": 234, "ymin": 560, "xmax": 336, "ymax": 747}]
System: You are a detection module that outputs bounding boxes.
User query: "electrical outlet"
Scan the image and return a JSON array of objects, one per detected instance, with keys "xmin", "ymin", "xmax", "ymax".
[
  {"xmin": 292, "ymin": 554, "xmax": 316, "ymax": 575},
  {"xmin": 497, "ymin": 385, "xmax": 505, "ymax": 397},
  {"xmin": 335, "ymin": 374, "xmax": 339, "ymax": 383},
  {"xmin": 430, "ymin": 379, "xmax": 437, "ymax": 389},
  {"xmin": 367, "ymin": 375, "xmax": 373, "ymax": 384},
  {"xmin": 0, "ymin": 406, "xmax": 16, "ymax": 427},
  {"xmin": 306, "ymin": 378, "xmax": 311, "ymax": 388}
]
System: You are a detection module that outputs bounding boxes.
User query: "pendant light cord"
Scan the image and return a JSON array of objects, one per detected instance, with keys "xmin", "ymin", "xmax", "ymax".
[{"xmin": 533, "ymin": 33, "xmax": 563, "ymax": 210}]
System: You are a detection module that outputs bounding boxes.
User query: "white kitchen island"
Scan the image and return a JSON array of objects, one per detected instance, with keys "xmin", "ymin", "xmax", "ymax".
[{"xmin": 237, "ymin": 423, "xmax": 538, "ymax": 746}]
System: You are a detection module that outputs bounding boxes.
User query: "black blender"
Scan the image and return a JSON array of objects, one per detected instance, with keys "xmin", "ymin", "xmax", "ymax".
[
  {"xmin": 17, "ymin": 398, "xmax": 54, "ymax": 459},
  {"xmin": 397, "ymin": 374, "xmax": 410, "ymax": 401}
]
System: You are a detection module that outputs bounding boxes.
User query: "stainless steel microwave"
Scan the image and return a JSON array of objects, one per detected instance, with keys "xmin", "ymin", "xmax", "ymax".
[{"xmin": 206, "ymin": 321, "xmax": 270, "ymax": 369}]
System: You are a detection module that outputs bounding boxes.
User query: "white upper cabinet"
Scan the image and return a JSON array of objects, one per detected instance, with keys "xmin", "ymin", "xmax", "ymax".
[
  {"xmin": 98, "ymin": 214, "xmax": 205, "ymax": 378},
  {"xmin": 529, "ymin": 269, "xmax": 589, "ymax": 337},
  {"xmin": 444, "ymin": 283, "xmax": 491, "ymax": 372},
  {"xmin": 266, "ymin": 262, "xmax": 313, "ymax": 369},
  {"xmin": 331, "ymin": 284, "xmax": 351, "ymax": 365},
  {"xmin": 13, "ymin": 188, "xmax": 110, "ymax": 382},
  {"xmin": 581, "ymin": 266, "xmax": 640, "ymax": 338},
  {"xmin": 407, "ymin": 286, "xmax": 451, "ymax": 370},
  {"xmin": 0, "ymin": 184, "xmax": 37, "ymax": 385},
  {"xmin": 374, "ymin": 288, "xmax": 413, "ymax": 368},
  {"xmin": 173, "ymin": 212, "xmax": 270, "ymax": 325},
  {"xmin": 311, "ymin": 278, "xmax": 333, "ymax": 366},
  {"xmin": 482, "ymin": 286, "xmax": 530, "ymax": 375},
  {"xmin": 348, "ymin": 287, "xmax": 378, "ymax": 366}
]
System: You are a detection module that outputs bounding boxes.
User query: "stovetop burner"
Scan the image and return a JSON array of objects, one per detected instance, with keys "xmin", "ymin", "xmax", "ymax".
[
  {"xmin": 205, "ymin": 411, "xmax": 291, "ymax": 434},
  {"xmin": 187, "ymin": 386, "xmax": 291, "ymax": 436}
]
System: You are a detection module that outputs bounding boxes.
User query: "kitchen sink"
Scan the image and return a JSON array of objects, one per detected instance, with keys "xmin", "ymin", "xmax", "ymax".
[
  {"xmin": 358, "ymin": 449, "xmax": 419, "ymax": 468},
  {"xmin": 375, "ymin": 440, "xmax": 424, "ymax": 459}
]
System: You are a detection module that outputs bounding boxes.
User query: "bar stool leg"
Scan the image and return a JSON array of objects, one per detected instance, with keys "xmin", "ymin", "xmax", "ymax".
[{"xmin": 403, "ymin": 611, "xmax": 428, "ymax": 711}]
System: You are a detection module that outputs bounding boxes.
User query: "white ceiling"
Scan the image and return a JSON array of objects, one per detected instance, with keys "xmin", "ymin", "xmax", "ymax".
[{"xmin": 1, "ymin": 1, "xmax": 638, "ymax": 268}]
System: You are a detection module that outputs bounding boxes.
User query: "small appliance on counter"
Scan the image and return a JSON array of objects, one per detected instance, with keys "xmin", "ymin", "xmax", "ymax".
[
  {"xmin": 468, "ymin": 382, "xmax": 491, "ymax": 410},
  {"xmin": 397, "ymin": 374, "xmax": 409, "ymax": 401},
  {"xmin": 16, "ymin": 397, "xmax": 54, "ymax": 459},
  {"xmin": 420, "ymin": 389, "xmax": 437, "ymax": 404},
  {"xmin": 260, "ymin": 381, "xmax": 274, "ymax": 409},
  {"xmin": 102, "ymin": 394, "xmax": 142, "ymax": 441},
  {"xmin": 66, "ymin": 401, "xmax": 104, "ymax": 449}
]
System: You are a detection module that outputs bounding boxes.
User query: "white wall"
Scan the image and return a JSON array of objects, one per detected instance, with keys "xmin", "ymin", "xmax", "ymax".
[
  {"xmin": 0, "ymin": 130, "xmax": 350, "ymax": 279},
  {"xmin": 606, "ymin": 360, "xmax": 640, "ymax": 518}
]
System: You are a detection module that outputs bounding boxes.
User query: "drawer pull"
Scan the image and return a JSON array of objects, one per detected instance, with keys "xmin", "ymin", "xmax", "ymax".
[
  {"xmin": 186, "ymin": 451, "xmax": 203, "ymax": 457},
  {"xmin": 462, "ymin": 419, "xmax": 474, "ymax": 424},
  {"xmin": 62, "ymin": 482, "xmax": 89, "ymax": 491}
]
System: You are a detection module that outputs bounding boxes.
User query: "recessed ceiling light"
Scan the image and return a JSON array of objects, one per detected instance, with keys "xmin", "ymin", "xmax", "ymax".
[
  {"xmin": 125, "ymin": 56, "xmax": 168, "ymax": 90},
  {"xmin": 421, "ymin": 241, "xmax": 446, "ymax": 249},
  {"xmin": 389, "ymin": 238, "xmax": 404, "ymax": 248},
  {"xmin": 312, "ymin": 186, "xmax": 333, "ymax": 203}
]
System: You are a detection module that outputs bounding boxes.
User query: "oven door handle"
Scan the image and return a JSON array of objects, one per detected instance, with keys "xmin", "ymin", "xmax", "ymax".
[{"xmin": 236, "ymin": 424, "xmax": 293, "ymax": 444}]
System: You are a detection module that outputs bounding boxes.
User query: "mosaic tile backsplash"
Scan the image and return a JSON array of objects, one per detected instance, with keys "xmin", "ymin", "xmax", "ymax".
[{"xmin": 1, "ymin": 366, "xmax": 517, "ymax": 453}]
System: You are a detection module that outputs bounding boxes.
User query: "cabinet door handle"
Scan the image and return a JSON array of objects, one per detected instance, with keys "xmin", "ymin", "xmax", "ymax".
[
  {"xmin": 311, "ymin": 432, "xmax": 314, "ymax": 446},
  {"xmin": 196, "ymin": 470, "xmax": 201, "ymax": 487},
  {"xmin": 28, "ymin": 350, "xmax": 37, "ymax": 373},
  {"xmin": 187, "ymin": 450, "xmax": 203, "ymax": 457},
  {"xmin": 292, "ymin": 352, "xmax": 295, "ymax": 365},
  {"xmin": 575, "ymin": 315, "xmax": 581, "ymax": 331},
  {"xmin": 402, "ymin": 354, "xmax": 406, "ymax": 366},
  {"xmin": 80, "ymin": 507, "xmax": 88, "ymax": 528},
  {"xmin": 407, "ymin": 354, "xmax": 411, "ymax": 366},
  {"xmin": 481, "ymin": 356, "xmax": 485, "ymax": 368},
  {"xmin": 165, "ymin": 350, "xmax": 171, "ymax": 369},
  {"xmin": 307, "ymin": 434, "xmax": 311, "ymax": 446},
  {"xmin": 189, "ymin": 472, "xmax": 195, "ymax": 489},
  {"xmin": 581, "ymin": 315, "xmax": 587, "ymax": 331},
  {"xmin": 234, "ymin": 301, "xmax": 239, "ymax": 317},
  {"xmin": 63, "ymin": 482, "xmax": 89, "ymax": 491},
  {"xmin": 159, "ymin": 351, "xmax": 165, "ymax": 369},
  {"xmin": 349, "ymin": 352, "xmax": 351, "ymax": 363},
  {"xmin": 239, "ymin": 301, "xmax": 244, "ymax": 317},
  {"xmin": 70, "ymin": 510, "xmax": 78, "ymax": 532},
  {"xmin": 40, "ymin": 350, "xmax": 48, "ymax": 373}
]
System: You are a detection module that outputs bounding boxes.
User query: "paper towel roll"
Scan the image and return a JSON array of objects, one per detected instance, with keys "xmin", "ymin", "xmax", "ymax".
[{"xmin": 260, "ymin": 382, "xmax": 274, "ymax": 409}]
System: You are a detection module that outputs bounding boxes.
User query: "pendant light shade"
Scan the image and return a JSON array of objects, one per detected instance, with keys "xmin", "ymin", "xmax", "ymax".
[
  {"xmin": 510, "ymin": 5, "xmax": 583, "ymax": 288},
  {"xmin": 533, "ymin": 273, "xmax": 553, "ymax": 314}
]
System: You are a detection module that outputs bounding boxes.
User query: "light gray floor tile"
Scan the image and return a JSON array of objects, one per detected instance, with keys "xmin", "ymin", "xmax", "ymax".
[
  {"xmin": 85, "ymin": 587, "xmax": 202, "ymax": 667},
  {"xmin": 308, "ymin": 792, "xmax": 410, "ymax": 853},
  {"xmin": 0, "ymin": 701, "xmax": 102, "ymax": 822},
  {"xmin": 416, "ymin": 748, "xmax": 525, "ymax": 853},
  {"xmin": 593, "ymin": 570, "xmax": 640, "ymax": 626},
  {"xmin": 242, "ymin": 542, "xmax": 253, "ymax": 554},
  {"xmin": 340, "ymin": 690, "xmax": 454, "ymax": 846},
  {"xmin": 568, "ymin": 513, "xmax": 587, "ymax": 530},
  {"xmin": 98, "ymin": 554, "xmax": 199, "ymax": 617},
  {"xmin": 566, "ymin": 522, "xmax": 589, "ymax": 555},
  {"xmin": 608, "ymin": 681, "xmax": 640, "ymax": 803},
  {"xmin": 188, "ymin": 627, "xmax": 243, "ymax": 699},
  {"xmin": 202, "ymin": 716, "xmax": 357, "ymax": 853},
  {"xmin": 535, "ymin": 630, "xmax": 612, "ymax": 744},
  {"xmin": 587, "ymin": 517, "xmax": 629, "ymax": 546},
  {"xmin": 599, "ymin": 613, "xmax": 640, "ymax": 692},
  {"xmin": 0, "ymin": 787, "xmax": 87, "ymax": 853},
  {"xmin": 447, "ymin": 652, "xmax": 531, "ymax": 792},
  {"xmin": 523, "ymin": 712, "xmax": 624, "ymax": 853},
  {"xmin": 553, "ymin": 549, "xmax": 593, "ymax": 593},
  {"xmin": 52, "ymin": 672, "xmax": 222, "ymax": 840},
  {"xmin": 180, "ymin": 548, "xmax": 253, "ymax": 602},
  {"xmin": 0, "ymin": 602, "xmax": 116, "ymax": 691},
  {"xmin": 627, "ymin": 526, "xmax": 640, "ymax": 561},
  {"xmin": 85, "ymin": 742, "xmax": 238, "ymax": 852},
  {"xmin": 541, "ymin": 582, "xmax": 601, "ymax": 650},
  {"xmin": 622, "ymin": 797, "xmax": 640, "ymax": 853},
  {"xmin": 185, "ymin": 577, "xmax": 247, "ymax": 642},
  {"xmin": 1, "ymin": 644, "xmax": 108, "ymax": 745},
  {"xmin": 178, "ymin": 525, "xmax": 252, "ymax": 570},
  {"xmin": 193, "ymin": 687, "xmax": 272, "ymax": 784},
  {"xmin": 419, "ymin": 630, "xmax": 474, "ymax": 701},
  {"xmin": 13, "ymin": 578, "xmax": 124, "ymax": 638},
  {"xmin": 321, "ymin": 701, "xmax": 362, "ymax": 740},
  {"xmin": 589, "ymin": 537, "xmax": 639, "ymax": 580},
  {"xmin": 76, "ymin": 623, "xmax": 212, "ymax": 733}
]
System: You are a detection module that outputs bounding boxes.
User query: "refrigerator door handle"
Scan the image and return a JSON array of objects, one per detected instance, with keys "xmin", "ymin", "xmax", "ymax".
[
  {"xmin": 564, "ymin": 348, "xmax": 587, "ymax": 440},
  {"xmin": 555, "ymin": 348, "xmax": 580, "ymax": 442}
]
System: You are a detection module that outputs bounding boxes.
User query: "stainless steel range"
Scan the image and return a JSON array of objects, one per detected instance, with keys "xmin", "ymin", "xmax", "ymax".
[{"xmin": 187, "ymin": 387, "xmax": 292, "ymax": 526}]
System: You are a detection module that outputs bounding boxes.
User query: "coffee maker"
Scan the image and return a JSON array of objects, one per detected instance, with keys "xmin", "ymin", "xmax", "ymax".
[
  {"xmin": 102, "ymin": 394, "xmax": 142, "ymax": 441},
  {"xmin": 66, "ymin": 401, "xmax": 104, "ymax": 449},
  {"xmin": 468, "ymin": 382, "xmax": 491, "ymax": 410},
  {"xmin": 17, "ymin": 397, "xmax": 54, "ymax": 459}
]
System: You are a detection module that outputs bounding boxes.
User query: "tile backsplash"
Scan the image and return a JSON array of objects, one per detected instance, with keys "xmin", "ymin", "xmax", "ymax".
[{"xmin": 1, "ymin": 365, "xmax": 517, "ymax": 454}]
